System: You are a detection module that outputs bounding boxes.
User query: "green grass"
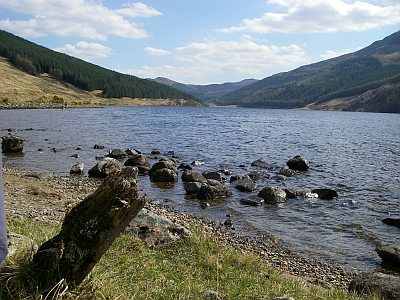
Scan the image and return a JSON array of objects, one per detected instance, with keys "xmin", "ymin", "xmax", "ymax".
[{"xmin": 1, "ymin": 218, "xmax": 380, "ymax": 300}]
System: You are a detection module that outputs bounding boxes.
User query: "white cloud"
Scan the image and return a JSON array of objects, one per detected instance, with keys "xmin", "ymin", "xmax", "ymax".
[
  {"xmin": 116, "ymin": 2, "xmax": 162, "ymax": 18},
  {"xmin": 129, "ymin": 36, "xmax": 309, "ymax": 84},
  {"xmin": 145, "ymin": 47, "xmax": 171, "ymax": 56},
  {"xmin": 0, "ymin": 0, "xmax": 162, "ymax": 40},
  {"xmin": 219, "ymin": 0, "xmax": 400, "ymax": 34},
  {"xmin": 54, "ymin": 41, "xmax": 113, "ymax": 61}
]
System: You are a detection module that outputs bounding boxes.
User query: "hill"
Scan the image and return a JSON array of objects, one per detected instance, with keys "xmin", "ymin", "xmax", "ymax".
[
  {"xmin": 0, "ymin": 30, "xmax": 197, "ymax": 102},
  {"xmin": 152, "ymin": 77, "xmax": 258, "ymax": 100},
  {"xmin": 217, "ymin": 30, "xmax": 400, "ymax": 113}
]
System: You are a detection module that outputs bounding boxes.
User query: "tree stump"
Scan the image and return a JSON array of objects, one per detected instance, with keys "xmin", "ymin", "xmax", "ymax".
[{"xmin": 32, "ymin": 167, "xmax": 146, "ymax": 290}]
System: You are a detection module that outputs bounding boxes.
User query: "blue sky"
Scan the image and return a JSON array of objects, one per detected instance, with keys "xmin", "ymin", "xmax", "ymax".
[{"xmin": 0, "ymin": 0, "xmax": 399, "ymax": 84}]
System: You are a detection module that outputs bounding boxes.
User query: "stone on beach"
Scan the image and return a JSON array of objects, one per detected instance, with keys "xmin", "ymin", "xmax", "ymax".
[
  {"xmin": 70, "ymin": 163, "xmax": 84, "ymax": 175},
  {"xmin": 1, "ymin": 135, "xmax": 24, "ymax": 153}
]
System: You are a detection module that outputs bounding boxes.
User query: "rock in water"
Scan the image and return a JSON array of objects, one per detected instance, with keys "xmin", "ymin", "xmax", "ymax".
[
  {"xmin": 286, "ymin": 155, "xmax": 309, "ymax": 171},
  {"xmin": 182, "ymin": 170, "xmax": 207, "ymax": 183},
  {"xmin": 251, "ymin": 159, "xmax": 274, "ymax": 170},
  {"xmin": 88, "ymin": 157, "xmax": 123, "ymax": 178},
  {"xmin": 382, "ymin": 218, "xmax": 400, "ymax": 228},
  {"xmin": 311, "ymin": 188, "xmax": 338, "ymax": 200},
  {"xmin": 32, "ymin": 167, "xmax": 146, "ymax": 290},
  {"xmin": 257, "ymin": 187, "xmax": 287, "ymax": 204},
  {"xmin": 349, "ymin": 272, "xmax": 400, "ymax": 300},
  {"xmin": 124, "ymin": 154, "xmax": 150, "ymax": 175},
  {"xmin": 108, "ymin": 148, "xmax": 127, "ymax": 159},
  {"xmin": 1, "ymin": 135, "xmax": 24, "ymax": 153},
  {"xmin": 149, "ymin": 158, "xmax": 178, "ymax": 182},
  {"xmin": 197, "ymin": 179, "xmax": 232, "ymax": 200},
  {"xmin": 376, "ymin": 243, "xmax": 400, "ymax": 267}
]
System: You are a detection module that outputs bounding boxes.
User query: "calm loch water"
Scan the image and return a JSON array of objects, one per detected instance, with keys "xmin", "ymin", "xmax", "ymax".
[{"xmin": 1, "ymin": 106, "xmax": 399, "ymax": 273}]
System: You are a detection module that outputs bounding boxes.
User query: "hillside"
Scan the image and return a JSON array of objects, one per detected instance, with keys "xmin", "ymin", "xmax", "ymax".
[
  {"xmin": 0, "ymin": 57, "xmax": 199, "ymax": 108},
  {"xmin": 218, "ymin": 30, "xmax": 400, "ymax": 113},
  {"xmin": 0, "ymin": 30, "xmax": 197, "ymax": 102},
  {"xmin": 152, "ymin": 77, "xmax": 258, "ymax": 100}
]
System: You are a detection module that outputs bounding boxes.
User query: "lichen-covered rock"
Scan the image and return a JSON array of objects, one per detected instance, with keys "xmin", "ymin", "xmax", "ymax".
[
  {"xmin": 126, "ymin": 209, "xmax": 191, "ymax": 247},
  {"xmin": 258, "ymin": 187, "xmax": 287, "ymax": 204},
  {"xmin": 1, "ymin": 135, "xmax": 24, "ymax": 153},
  {"xmin": 88, "ymin": 157, "xmax": 124, "ymax": 178}
]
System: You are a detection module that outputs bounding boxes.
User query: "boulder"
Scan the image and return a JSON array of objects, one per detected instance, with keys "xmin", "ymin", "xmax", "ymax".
[
  {"xmin": 182, "ymin": 170, "xmax": 207, "ymax": 183},
  {"xmin": 382, "ymin": 218, "xmax": 400, "ymax": 228},
  {"xmin": 70, "ymin": 163, "xmax": 84, "ymax": 175},
  {"xmin": 197, "ymin": 179, "xmax": 232, "ymax": 200},
  {"xmin": 376, "ymin": 243, "xmax": 400, "ymax": 267},
  {"xmin": 124, "ymin": 154, "xmax": 150, "ymax": 175},
  {"xmin": 287, "ymin": 155, "xmax": 309, "ymax": 171},
  {"xmin": 251, "ymin": 159, "xmax": 274, "ymax": 170},
  {"xmin": 126, "ymin": 209, "xmax": 191, "ymax": 247},
  {"xmin": 240, "ymin": 195, "xmax": 264, "ymax": 206},
  {"xmin": 88, "ymin": 157, "xmax": 124, "ymax": 178},
  {"xmin": 32, "ymin": 167, "xmax": 146, "ymax": 290},
  {"xmin": 149, "ymin": 159, "xmax": 177, "ymax": 173},
  {"xmin": 202, "ymin": 171, "xmax": 225, "ymax": 182},
  {"xmin": 233, "ymin": 178, "xmax": 257, "ymax": 192},
  {"xmin": 203, "ymin": 290, "xmax": 223, "ymax": 300},
  {"xmin": 150, "ymin": 168, "xmax": 178, "ymax": 182},
  {"xmin": 184, "ymin": 182, "xmax": 203, "ymax": 194},
  {"xmin": 349, "ymin": 272, "xmax": 400, "ymax": 300},
  {"xmin": 258, "ymin": 187, "xmax": 287, "ymax": 204},
  {"xmin": 108, "ymin": 148, "xmax": 127, "ymax": 159},
  {"xmin": 1, "ymin": 135, "xmax": 24, "ymax": 153},
  {"xmin": 311, "ymin": 188, "xmax": 338, "ymax": 200}
]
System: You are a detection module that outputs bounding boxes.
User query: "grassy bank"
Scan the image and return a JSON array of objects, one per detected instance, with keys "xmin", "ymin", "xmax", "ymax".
[{"xmin": 1, "ymin": 218, "xmax": 379, "ymax": 300}]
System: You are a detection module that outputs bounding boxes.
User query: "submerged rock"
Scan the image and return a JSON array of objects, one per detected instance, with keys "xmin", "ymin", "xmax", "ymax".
[
  {"xmin": 202, "ymin": 171, "xmax": 225, "ymax": 182},
  {"xmin": 251, "ymin": 159, "xmax": 274, "ymax": 170},
  {"xmin": 178, "ymin": 162, "xmax": 192, "ymax": 171},
  {"xmin": 93, "ymin": 144, "xmax": 105, "ymax": 149},
  {"xmin": 233, "ymin": 178, "xmax": 257, "ymax": 192},
  {"xmin": 240, "ymin": 195, "xmax": 264, "ymax": 206},
  {"xmin": 279, "ymin": 166, "xmax": 298, "ymax": 177}
]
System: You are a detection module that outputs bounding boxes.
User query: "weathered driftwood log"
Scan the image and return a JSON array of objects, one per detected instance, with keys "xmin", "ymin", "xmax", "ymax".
[{"xmin": 32, "ymin": 167, "xmax": 146, "ymax": 290}]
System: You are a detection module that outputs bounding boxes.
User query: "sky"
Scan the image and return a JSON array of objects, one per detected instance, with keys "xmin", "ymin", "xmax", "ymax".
[{"xmin": 0, "ymin": 0, "xmax": 399, "ymax": 85}]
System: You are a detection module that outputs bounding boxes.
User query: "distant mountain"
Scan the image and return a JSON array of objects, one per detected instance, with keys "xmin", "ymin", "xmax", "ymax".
[
  {"xmin": 0, "ymin": 30, "xmax": 197, "ymax": 101},
  {"xmin": 152, "ymin": 77, "xmax": 258, "ymax": 100},
  {"xmin": 217, "ymin": 30, "xmax": 400, "ymax": 113}
]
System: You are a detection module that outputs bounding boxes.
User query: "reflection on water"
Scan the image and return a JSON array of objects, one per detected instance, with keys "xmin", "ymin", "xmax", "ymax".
[{"xmin": 1, "ymin": 106, "xmax": 399, "ymax": 273}]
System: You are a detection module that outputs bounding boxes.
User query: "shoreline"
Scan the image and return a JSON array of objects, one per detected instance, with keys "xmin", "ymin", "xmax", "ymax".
[{"xmin": 2, "ymin": 166, "xmax": 354, "ymax": 290}]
